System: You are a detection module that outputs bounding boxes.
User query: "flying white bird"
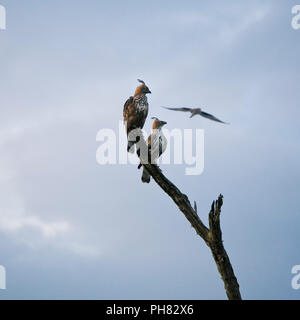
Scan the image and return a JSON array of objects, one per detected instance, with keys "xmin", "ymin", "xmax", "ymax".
[{"xmin": 162, "ymin": 106, "xmax": 229, "ymax": 124}]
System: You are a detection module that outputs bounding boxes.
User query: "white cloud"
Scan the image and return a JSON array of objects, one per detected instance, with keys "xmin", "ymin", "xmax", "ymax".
[
  {"xmin": 168, "ymin": 4, "xmax": 270, "ymax": 48},
  {"xmin": 0, "ymin": 194, "xmax": 101, "ymax": 258},
  {"xmin": 0, "ymin": 211, "xmax": 70, "ymax": 238},
  {"xmin": 0, "ymin": 157, "xmax": 100, "ymax": 258},
  {"xmin": 217, "ymin": 7, "xmax": 270, "ymax": 46},
  {"xmin": 65, "ymin": 242, "xmax": 100, "ymax": 258}
]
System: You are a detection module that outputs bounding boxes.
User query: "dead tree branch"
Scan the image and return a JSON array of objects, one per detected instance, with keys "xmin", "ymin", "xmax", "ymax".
[{"xmin": 137, "ymin": 136, "xmax": 242, "ymax": 300}]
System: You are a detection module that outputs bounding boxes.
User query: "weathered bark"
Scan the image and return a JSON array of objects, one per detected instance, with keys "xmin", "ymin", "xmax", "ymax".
[
  {"xmin": 137, "ymin": 136, "xmax": 242, "ymax": 300},
  {"xmin": 206, "ymin": 197, "xmax": 241, "ymax": 300}
]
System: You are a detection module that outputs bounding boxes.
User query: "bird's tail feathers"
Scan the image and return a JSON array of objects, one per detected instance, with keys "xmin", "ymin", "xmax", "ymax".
[
  {"xmin": 127, "ymin": 141, "xmax": 135, "ymax": 153},
  {"xmin": 141, "ymin": 168, "xmax": 151, "ymax": 183},
  {"xmin": 127, "ymin": 131, "xmax": 142, "ymax": 153}
]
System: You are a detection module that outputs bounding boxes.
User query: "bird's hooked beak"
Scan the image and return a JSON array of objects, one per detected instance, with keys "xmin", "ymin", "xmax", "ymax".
[
  {"xmin": 147, "ymin": 89, "xmax": 152, "ymax": 94},
  {"xmin": 160, "ymin": 120, "xmax": 167, "ymax": 126}
]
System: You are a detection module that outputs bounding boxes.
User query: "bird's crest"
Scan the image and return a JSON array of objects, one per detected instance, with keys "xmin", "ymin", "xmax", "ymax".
[{"xmin": 134, "ymin": 79, "xmax": 151, "ymax": 96}]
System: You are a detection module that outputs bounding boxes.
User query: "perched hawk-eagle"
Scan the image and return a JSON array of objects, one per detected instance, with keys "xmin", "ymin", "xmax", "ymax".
[
  {"xmin": 123, "ymin": 79, "xmax": 151, "ymax": 152},
  {"xmin": 138, "ymin": 117, "xmax": 167, "ymax": 183}
]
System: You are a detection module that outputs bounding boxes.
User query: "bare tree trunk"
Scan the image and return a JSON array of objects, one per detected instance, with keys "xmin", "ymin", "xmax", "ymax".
[
  {"xmin": 206, "ymin": 197, "xmax": 242, "ymax": 300},
  {"xmin": 138, "ymin": 139, "xmax": 242, "ymax": 300}
]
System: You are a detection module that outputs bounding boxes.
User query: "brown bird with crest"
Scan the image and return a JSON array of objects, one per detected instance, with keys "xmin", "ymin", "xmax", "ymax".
[{"xmin": 123, "ymin": 79, "xmax": 151, "ymax": 152}]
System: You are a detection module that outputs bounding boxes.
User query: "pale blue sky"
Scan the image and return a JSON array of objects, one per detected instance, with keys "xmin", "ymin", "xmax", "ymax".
[{"xmin": 0, "ymin": 0, "xmax": 300, "ymax": 299}]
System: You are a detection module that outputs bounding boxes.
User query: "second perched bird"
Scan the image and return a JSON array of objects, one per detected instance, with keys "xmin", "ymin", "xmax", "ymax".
[
  {"xmin": 123, "ymin": 79, "xmax": 151, "ymax": 152},
  {"xmin": 162, "ymin": 106, "xmax": 229, "ymax": 124},
  {"xmin": 138, "ymin": 117, "xmax": 167, "ymax": 183}
]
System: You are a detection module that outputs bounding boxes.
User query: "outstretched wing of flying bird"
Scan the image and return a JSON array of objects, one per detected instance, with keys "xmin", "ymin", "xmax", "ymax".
[
  {"xmin": 162, "ymin": 106, "xmax": 229, "ymax": 124},
  {"xmin": 200, "ymin": 111, "xmax": 229, "ymax": 124},
  {"xmin": 162, "ymin": 106, "xmax": 192, "ymax": 112}
]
